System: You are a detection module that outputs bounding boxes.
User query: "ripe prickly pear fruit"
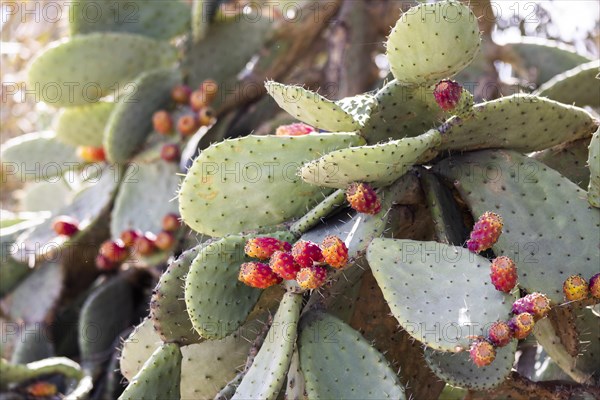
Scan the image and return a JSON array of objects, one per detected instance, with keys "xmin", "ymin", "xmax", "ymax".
[
  {"xmin": 26, "ymin": 381, "xmax": 58, "ymax": 397},
  {"xmin": 346, "ymin": 182, "xmax": 381, "ymax": 215},
  {"xmin": 466, "ymin": 211, "xmax": 503, "ymax": 253},
  {"xmin": 120, "ymin": 230, "xmax": 140, "ymax": 248},
  {"xmin": 291, "ymin": 240, "xmax": 323, "ymax": 268},
  {"xmin": 433, "ymin": 80, "xmax": 463, "ymax": 111},
  {"xmin": 177, "ymin": 114, "xmax": 199, "ymax": 136},
  {"xmin": 563, "ymin": 275, "xmax": 589, "ymax": 301},
  {"xmin": 200, "ymin": 79, "xmax": 218, "ymax": 104},
  {"xmin": 96, "ymin": 254, "xmax": 118, "ymax": 272},
  {"xmin": 490, "ymin": 256, "xmax": 517, "ymax": 293},
  {"xmin": 512, "ymin": 292, "xmax": 551, "ymax": 320},
  {"xmin": 77, "ymin": 146, "xmax": 106, "ymax": 162},
  {"xmin": 162, "ymin": 213, "xmax": 181, "ymax": 232},
  {"xmin": 52, "ymin": 216, "xmax": 79, "ymax": 236},
  {"xmin": 469, "ymin": 339, "xmax": 496, "ymax": 367},
  {"xmin": 269, "ymin": 251, "xmax": 301, "ymax": 280},
  {"xmin": 296, "ymin": 265, "xmax": 328, "ymax": 290},
  {"xmin": 508, "ymin": 312, "xmax": 535, "ymax": 339},
  {"xmin": 275, "ymin": 123, "xmax": 316, "ymax": 136},
  {"xmin": 320, "ymin": 235, "xmax": 349, "ymax": 269},
  {"xmin": 190, "ymin": 90, "xmax": 207, "ymax": 111},
  {"xmin": 589, "ymin": 273, "xmax": 600, "ymax": 299},
  {"xmin": 245, "ymin": 237, "xmax": 291, "ymax": 260},
  {"xmin": 239, "ymin": 261, "xmax": 282, "ymax": 289},
  {"xmin": 155, "ymin": 231, "xmax": 175, "ymax": 250},
  {"xmin": 160, "ymin": 144, "xmax": 180, "ymax": 162},
  {"xmin": 99, "ymin": 240, "xmax": 128, "ymax": 263},
  {"xmin": 171, "ymin": 84, "xmax": 192, "ymax": 104},
  {"xmin": 198, "ymin": 107, "xmax": 216, "ymax": 126},
  {"xmin": 135, "ymin": 233, "xmax": 157, "ymax": 256},
  {"xmin": 487, "ymin": 321, "xmax": 513, "ymax": 347},
  {"xmin": 152, "ymin": 110, "xmax": 173, "ymax": 135}
]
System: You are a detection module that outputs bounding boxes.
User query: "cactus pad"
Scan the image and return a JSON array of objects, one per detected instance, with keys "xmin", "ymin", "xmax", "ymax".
[
  {"xmin": 531, "ymin": 138, "xmax": 591, "ymax": 189},
  {"xmin": 335, "ymin": 94, "xmax": 377, "ymax": 127},
  {"xmin": 367, "ymin": 238, "xmax": 514, "ymax": 351},
  {"xmin": 434, "ymin": 150, "xmax": 600, "ymax": 303},
  {"xmin": 55, "ymin": 102, "xmax": 115, "ymax": 147},
  {"xmin": 300, "ymin": 129, "xmax": 441, "ymax": 188},
  {"xmin": 0, "ymin": 357, "xmax": 83, "ymax": 390},
  {"xmin": 386, "ymin": 1, "xmax": 480, "ymax": 85},
  {"xmin": 588, "ymin": 127, "xmax": 600, "ymax": 208},
  {"xmin": 536, "ymin": 60, "xmax": 600, "ymax": 107},
  {"xmin": 119, "ymin": 318, "xmax": 162, "ymax": 381},
  {"xmin": 179, "ymin": 133, "xmax": 363, "ymax": 236},
  {"xmin": 265, "ymin": 82, "xmax": 359, "ymax": 132},
  {"xmin": 298, "ymin": 311, "xmax": 405, "ymax": 399},
  {"xmin": 10, "ymin": 323, "xmax": 54, "ymax": 364},
  {"xmin": 438, "ymin": 94, "xmax": 597, "ymax": 152},
  {"xmin": 290, "ymin": 189, "xmax": 346, "ymax": 236},
  {"xmin": 27, "ymin": 33, "xmax": 177, "ymax": 106}
]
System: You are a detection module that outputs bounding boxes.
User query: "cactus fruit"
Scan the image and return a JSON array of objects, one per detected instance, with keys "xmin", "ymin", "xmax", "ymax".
[
  {"xmin": 198, "ymin": 107, "xmax": 216, "ymax": 126},
  {"xmin": 275, "ymin": 123, "xmax": 316, "ymax": 136},
  {"xmin": 238, "ymin": 262, "xmax": 282, "ymax": 289},
  {"xmin": 52, "ymin": 216, "xmax": 79, "ymax": 236},
  {"xmin": 135, "ymin": 234, "xmax": 157, "ymax": 256},
  {"xmin": 563, "ymin": 275, "xmax": 589, "ymax": 301},
  {"xmin": 320, "ymin": 236, "xmax": 349, "ymax": 269},
  {"xmin": 490, "ymin": 256, "xmax": 517, "ymax": 293},
  {"xmin": 512, "ymin": 293, "xmax": 551, "ymax": 320},
  {"xmin": 152, "ymin": 110, "xmax": 173, "ymax": 135},
  {"xmin": 508, "ymin": 313, "xmax": 535, "ymax": 339},
  {"xmin": 469, "ymin": 339, "xmax": 496, "ymax": 367},
  {"xmin": 77, "ymin": 146, "xmax": 106, "ymax": 162},
  {"xmin": 269, "ymin": 251, "xmax": 301, "ymax": 280},
  {"xmin": 161, "ymin": 213, "xmax": 181, "ymax": 232},
  {"xmin": 433, "ymin": 80, "xmax": 461, "ymax": 111},
  {"xmin": 199, "ymin": 79, "xmax": 218, "ymax": 103},
  {"xmin": 26, "ymin": 381, "xmax": 58, "ymax": 397},
  {"xmin": 296, "ymin": 266, "xmax": 328, "ymax": 290},
  {"xmin": 589, "ymin": 273, "xmax": 600, "ymax": 299},
  {"xmin": 171, "ymin": 84, "xmax": 192, "ymax": 104},
  {"xmin": 487, "ymin": 321, "xmax": 513, "ymax": 347},
  {"xmin": 177, "ymin": 115, "xmax": 199, "ymax": 136},
  {"xmin": 190, "ymin": 90, "xmax": 206, "ymax": 111},
  {"xmin": 99, "ymin": 240, "xmax": 128, "ymax": 263},
  {"xmin": 160, "ymin": 144, "xmax": 180, "ymax": 162},
  {"xmin": 95, "ymin": 254, "xmax": 117, "ymax": 271},
  {"xmin": 346, "ymin": 182, "xmax": 381, "ymax": 215},
  {"xmin": 120, "ymin": 230, "xmax": 140, "ymax": 248},
  {"xmin": 466, "ymin": 212, "xmax": 503, "ymax": 253},
  {"xmin": 291, "ymin": 240, "xmax": 323, "ymax": 268},
  {"xmin": 155, "ymin": 231, "xmax": 175, "ymax": 251},
  {"xmin": 245, "ymin": 237, "xmax": 291, "ymax": 260}
]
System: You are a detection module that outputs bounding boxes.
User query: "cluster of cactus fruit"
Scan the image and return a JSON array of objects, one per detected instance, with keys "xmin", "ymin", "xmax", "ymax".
[{"xmin": 1, "ymin": 0, "xmax": 600, "ymax": 399}]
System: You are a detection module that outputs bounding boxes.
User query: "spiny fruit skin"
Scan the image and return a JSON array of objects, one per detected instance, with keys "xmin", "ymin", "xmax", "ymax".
[
  {"xmin": 198, "ymin": 107, "xmax": 215, "ymax": 126},
  {"xmin": 162, "ymin": 213, "xmax": 181, "ymax": 232},
  {"xmin": 589, "ymin": 273, "xmax": 600, "ymax": 299},
  {"xmin": 26, "ymin": 381, "xmax": 58, "ymax": 397},
  {"xmin": 275, "ymin": 123, "xmax": 316, "ymax": 136},
  {"xmin": 177, "ymin": 114, "xmax": 199, "ymax": 136},
  {"xmin": 160, "ymin": 144, "xmax": 180, "ymax": 162},
  {"xmin": 152, "ymin": 110, "xmax": 173, "ymax": 135},
  {"xmin": 487, "ymin": 321, "xmax": 513, "ymax": 347},
  {"xmin": 99, "ymin": 240, "xmax": 128, "ymax": 263},
  {"xmin": 96, "ymin": 254, "xmax": 118, "ymax": 271},
  {"xmin": 239, "ymin": 262, "xmax": 282, "ymax": 289},
  {"xmin": 563, "ymin": 275, "xmax": 589, "ymax": 301},
  {"xmin": 296, "ymin": 266, "xmax": 328, "ymax": 290},
  {"xmin": 291, "ymin": 240, "xmax": 323, "ymax": 268},
  {"xmin": 244, "ymin": 237, "xmax": 291, "ymax": 260},
  {"xmin": 490, "ymin": 256, "xmax": 517, "ymax": 293},
  {"xmin": 508, "ymin": 312, "xmax": 535, "ymax": 339},
  {"xmin": 135, "ymin": 234, "xmax": 157, "ymax": 256},
  {"xmin": 466, "ymin": 211, "xmax": 503, "ymax": 253},
  {"xmin": 120, "ymin": 230, "xmax": 140, "ymax": 248},
  {"xmin": 52, "ymin": 216, "xmax": 79, "ymax": 236},
  {"xmin": 346, "ymin": 182, "xmax": 381, "ymax": 215},
  {"xmin": 171, "ymin": 84, "xmax": 192, "ymax": 104},
  {"xmin": 155, "ymin": 231, "xmax": 175, "ymax": 251},
  {"xmin": 512, "ymin": 292, "xmax": 551, "ymax": 320},
  {"xmin": 320, "ymin": 235, "xmax": 349, "ymax": 269},
  {"xmin": 434, "ymin": 80, "xmax": 463, "ymax": 111},
  {"xmin": 77, "ymin": 146, "xmax": 105, "ymax": 162},
  {"xmin": 469, "ymin": 339, "xmax": 496, "ymax": 367},
  {"xmin": 269, "ymin": 251, "xmax": 301, "ymax": 280}
]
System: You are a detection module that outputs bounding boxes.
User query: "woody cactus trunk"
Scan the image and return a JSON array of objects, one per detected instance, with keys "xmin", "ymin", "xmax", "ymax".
[{"xmin": 1, "ymin": 1, "xmax": 599, "ymax": 399}]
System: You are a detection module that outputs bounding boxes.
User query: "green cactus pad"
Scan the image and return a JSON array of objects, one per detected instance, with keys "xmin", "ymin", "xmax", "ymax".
[
  {"xmin": 11, "ymin": 323, "xmax": 54, "ymax": 364},
  {"xmin": 69, "ymin": 0, "xmax": 190, "ymax": 40},
  {"xmin": 367, "ymin": 238, "xmax": 514, "ymax": 351},
  {"xmin": 265, "ymin": 82, "xmax": 359, "ymax": 132},
  {"xmin": 22, "ymin": 180, "xmax": 72, "ymax": 213},
  {"xmin": 386, "ymin": 1, "xmax": 480, "ymax": 85},
  {"xmin": 150, "ymin": 243, "xmax": 208, "ymax": 345},
  {"xmin": 1, "ymin": 131, "xmax": 79, "ymax": 181},
  {"xmin": 27, "ymin": 33, "xmax": 177, "ymax": 107},
  {"xmin": 335, "ymin": 94, "xmax": 377, "ymax": 127},
  {"xmin": 361, "ymin": 80, "xmax": 445, "ymax": 144},
  {"xmin": 191, "ymin": 0, "xmax": 210, "ymax": 42},
  {"xmin": 185, "ymin": 232, "xmax": 294, "ymax": 339},
  {"xmin": 55, "ymin": 102, "xmax": 115, "ymax": 147},
  {"xmin": 439, "ymin": 94, "xmax": 597, "ymax": 152},
  {"xmin": 536, "ymin": 60, "xmax": 600, "ymax": 107},
  {"xmin": 300, "ymin": 129, "xmax": 441, "ymax": 188},
  {"xmin": 233, "ymin": 292, "xmax": 302, "ymax": 400},
  {"xmin": 531, "ymin": 138, "xmax": 591, "ymax": 189},
  {"xmin": 434, "ymin": 150, "xmax": 600, "ymax": 304},
  {"xmin": 79, "ymin": 277, "xmax": 133, "ymax": 364},
  {"xmin": 119, "ymin": 343, "xmax": 182, "ymax": 400},
  {"xmin": 588, "ymin": 127, "xmax": 600, "ymax": 208},
  {"xmin": 573, "ymin": 306, "xmax": 600, "ymax": 384},
  {"xmin": 298, "ymin": 311, "xmax": 405, "ymax": 399},
  {"xmin": 424, "ymin": 340, "xmax": 517, "ymax": 390},
  {"xmin": 290, "ymin": 189, "xmax": 346, "ymax": 236},
  {"xmin": 120, "ymin": 318, "xmax": 162, "ymax": 381},
  {"xmin": 285, "ymin": 349, "xmax": 306, "ymax": 400},
  {"xmin": 111, "ymin": 160, "xmax": 180, "ymax": 237},
  {"xmin": 179, "ymin": 133, "xmax": 363, "ymax": 236},
  {"xmin": 104, "ymin": 68, "xmax": 181, "ymax": 163},
  {"xmin": 0, "ymin": 234, "xmax": 31, "ymax": 297},
  {"xmin": 0, "ymin": 357, "xmax": 83, "ymax": 390}
]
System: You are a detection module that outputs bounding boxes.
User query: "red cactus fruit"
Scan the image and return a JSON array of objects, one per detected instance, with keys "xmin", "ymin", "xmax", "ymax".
[
  {"xmin": 270, "ymin": 251, "xmax": 301, "ymax": 280},
  {"xmin": 96, "ymin": 254, "xmax": 118, "ymax": 272},
  {"xmin": 291, "ymin": 240, "xmax": 323, "ymax": 268},
  {"xmin": 171, "ymin": 84, "xmax": 192, "ymax": 104},
  {"xmin": 466, "ymin": 211, "xmax": 503, "ymax": 253},
  {"xmin": 77, "ymin": 146, "xmax": 105, "ymax": 163},
  {"xmin": 198, "ymin": 107, "xmax": 215, "ymax": 126},
  {"xmin": 135, "ymin": 233, "xmax": 157, "ymax": 256},
  {"xmin": 469, "ymin": 339, "xmax": 496, "ymax": 367},
  {"xmin": 239, "ymin": 262, "xmax": 282, "ymax": 289},
  {"xmin": 487, "ymin": 321, "xmax": 513, "ymax": 347},
  {"xmin": 490, "ymin": 256, "xmax": 517, "ymax": 293},
  {"xmin": 160, "ymin": 144, "xmax": 180, "ymax": 162},
  {"xmin": 162, "ymin": 213, "xmax": 181, "ymax": 232},
  {"xmin": 512, "ymin": 292, "xmax": 551, "ymax": 320},
  {"xmin": 433, "ymin": 79, "xmax": 463, "ymax": 111},
  {"xmin": 563, "ymin": 275, "xmax": 589, "ymax": 301},
  {"xmin": 275, "ymin": 123, "xmax": 316, "ymax": 136},
  {"xmin": 155, "ymin": 231, "xmax": 176, "ymax": 251},
  {"xmin": 589, "ymin": 273, "xmax": 600, "ymax": 299},
  {"xmin": 26, "ymin": 381, "xmax": 58, "ymax": 397},
  {"xmin": 508, "ymin": 313, "xmax": 535, "ymax": 339},
  {"xmin": 177, "ymin": 114, "xmax": 199, "ymax": 136},
  {"xmin": 346, "ymin": 182, "xmax": 381, "ymax": 215},
  {"xmin": 100, "ymin": 240, "xmax": 128, "ymax": 263},
  {"xmin": 199, "ymin": 79, "xmax": 218, "ymax": 104},
  {"xmin": 152, "ymin": 110, "xmax": 173, "ymax": 135},
  {"xmin": 245, "ymin": 237, "xmax": 291, "ymax": 260},
  {"xmin": 52, "ymin": 216, "xmax": 79, "ymax": 236},
  {"xmin": 320, "ymin": 235, "xmax": 349, "ymax": 269},
  {"xmin": 120, "ymin": 230, "xmax": 140, "ymax": 248},
  {"xmin": 296, "ymin": 266, "xmax": 328, "ymax": 290}
]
